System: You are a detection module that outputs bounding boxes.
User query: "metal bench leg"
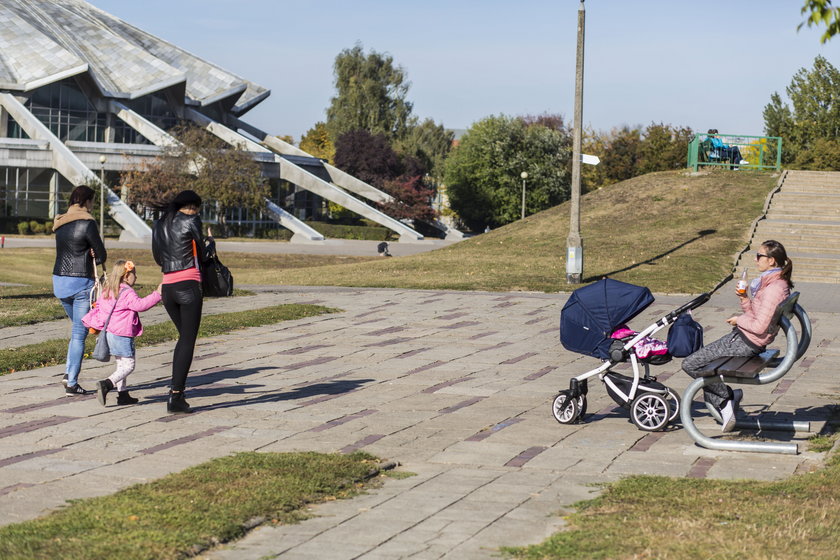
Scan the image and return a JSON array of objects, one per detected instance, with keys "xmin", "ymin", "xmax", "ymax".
[{"xmin": 680, "ymin": 378, "xmax": 798, "ymax": 455}]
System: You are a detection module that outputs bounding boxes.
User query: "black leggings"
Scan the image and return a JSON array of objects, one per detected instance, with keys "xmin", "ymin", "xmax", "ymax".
[{"xmin": 162, "ymin": 280, "xmax": 203, "ymax": 392}]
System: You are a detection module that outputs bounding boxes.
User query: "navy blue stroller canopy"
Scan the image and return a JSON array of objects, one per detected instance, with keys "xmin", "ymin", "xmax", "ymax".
[{"xmin": 560, "ymin": 278, "xmax": 655, "ymax": 359}]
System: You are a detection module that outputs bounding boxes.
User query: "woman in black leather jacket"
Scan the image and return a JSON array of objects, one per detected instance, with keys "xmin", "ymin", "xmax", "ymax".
[
  {"xmin": 52, "ymin": 185, "xmax": 106, "ymax": 396},
  {"xmin": 152, "ymin": 190, "xmax": 214, "ymax": 413}
]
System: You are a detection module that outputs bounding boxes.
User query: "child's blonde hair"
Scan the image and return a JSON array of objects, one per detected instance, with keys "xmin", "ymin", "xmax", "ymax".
[{"xmin": 104, "ymin": 260, "xmax": 136, "ymax": 298}]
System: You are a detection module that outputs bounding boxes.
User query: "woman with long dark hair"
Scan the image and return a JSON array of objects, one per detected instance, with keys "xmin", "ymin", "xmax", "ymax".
[
  {"xmin": 52, "ymin": 185, "xmax": 107, "ymax": 396},
  {"xmin": 682, "ymin": 240, "xmax": 794, "ymax": 432},
  {"xmin": 152, "ymin": 190, "xmax": 214, "ymax": 413}
]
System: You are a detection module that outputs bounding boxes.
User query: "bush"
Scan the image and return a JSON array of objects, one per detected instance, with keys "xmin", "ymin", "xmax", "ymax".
[
  {"xmin": 44, "ymin": 221, "xmax": 53, "ymax": 233},
  {"xmin": 17, "ymin": 221, "xmax": 29, "ymax": 235},
  {"xmin": 29, "ymin": 221, "xmax": 44, "ymax": 234}
]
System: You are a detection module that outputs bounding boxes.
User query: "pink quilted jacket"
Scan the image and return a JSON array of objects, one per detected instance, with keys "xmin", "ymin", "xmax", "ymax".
[
  {"xmin": 736, "ymin": 270, "xmax": 790, "ymax": 348},
  {"xmin": 83, "ymin": 284, "xmax": 161, "ymax": 338}
]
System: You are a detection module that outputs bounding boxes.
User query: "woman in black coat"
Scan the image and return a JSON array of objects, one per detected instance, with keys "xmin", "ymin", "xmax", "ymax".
[
  {"xmin": 152, "ymin": 190, "xmax": 214, "ymax": 413},
  {"xmin": 52, "ymin": 185, "xmax": 106, "ymax": 395}
]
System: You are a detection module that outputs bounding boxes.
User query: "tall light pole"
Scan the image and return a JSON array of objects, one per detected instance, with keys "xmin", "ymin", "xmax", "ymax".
[
  {"xmin": 566, "ymin": 0, "xmax": 585, "ymax": 284},
  {"xmin": 520, "ymin": 171, "xmax": 528, "ymax": 220},
  {"xmin": 99, "ymin": 155, "xmax": 106, "ymax": 239}
]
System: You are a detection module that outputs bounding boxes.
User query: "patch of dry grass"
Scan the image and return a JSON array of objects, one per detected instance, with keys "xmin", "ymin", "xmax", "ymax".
[{"xmin": 273, "ymin": 169, "xmax": 778, "ymax": 293}]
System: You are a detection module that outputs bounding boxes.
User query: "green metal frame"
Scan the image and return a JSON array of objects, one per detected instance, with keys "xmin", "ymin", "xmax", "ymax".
[{"xmin": 687, "ymin": 133, "xmax": 782, "ymax": 172}]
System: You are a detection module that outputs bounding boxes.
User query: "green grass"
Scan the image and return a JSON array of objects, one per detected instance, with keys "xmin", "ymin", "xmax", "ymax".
[
  {"xmin": 0, "ymin": 304, "xmax": 337, "ymax": 375},
  {"xmin": 0, "ymin": 169, "xmax": 776, "ymax": 295},
  {"xmin": 0, "ymin": 451, "xmax": 381, "ymax": 560},
  {"xmin": 503, "ymin": 454, "xmax": 840, "ymax": 559},
  {"xmin": 269, "ymin": 169, "xmax": 778, "ymax": 293}
]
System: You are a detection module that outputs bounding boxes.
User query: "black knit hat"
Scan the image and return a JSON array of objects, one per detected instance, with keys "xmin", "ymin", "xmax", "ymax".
[{"xmin": 171, "ymin": 190, "xmax": 202, "ymax": 209}]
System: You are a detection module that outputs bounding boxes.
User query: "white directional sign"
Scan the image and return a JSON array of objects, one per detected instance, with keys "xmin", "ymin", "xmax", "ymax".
[{"xmin": 581, "ymin": 154, "xmax": 600, "ymax": 165}]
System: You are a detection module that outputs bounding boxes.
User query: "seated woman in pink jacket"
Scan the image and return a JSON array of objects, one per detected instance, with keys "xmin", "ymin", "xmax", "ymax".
[
  {"xmin": 83, "ymin": 260, "xmax": 162, "ymax": 406},
  {"xmin": 682, "ymin": 240, "xmax": 793, "ymax": 433}
]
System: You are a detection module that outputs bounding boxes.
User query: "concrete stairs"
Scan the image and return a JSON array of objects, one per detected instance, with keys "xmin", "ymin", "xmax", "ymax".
[{"xmin": 750, "ymin": 170, "xmax": 840, "ymax": 284}]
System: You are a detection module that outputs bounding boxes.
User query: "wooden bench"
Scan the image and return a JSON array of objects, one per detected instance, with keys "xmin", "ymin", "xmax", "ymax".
[{"xmin": 679, "ymin": 293, "xmax": 812, "ymax": 454}]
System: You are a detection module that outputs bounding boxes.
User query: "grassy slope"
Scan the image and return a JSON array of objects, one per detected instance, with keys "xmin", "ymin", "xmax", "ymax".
[{"xmin": 273, "ymin": 169, "xmax": 778, "ymax": 293}]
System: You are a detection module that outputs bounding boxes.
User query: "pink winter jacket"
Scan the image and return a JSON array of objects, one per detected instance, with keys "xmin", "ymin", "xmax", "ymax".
[
  {"xmin": 83, "ymin": 284, "xmax": 161, "ymax": 338},
  {"xmin": 735, "ymin": 270, "xmax": 790, "ymax": 348}
]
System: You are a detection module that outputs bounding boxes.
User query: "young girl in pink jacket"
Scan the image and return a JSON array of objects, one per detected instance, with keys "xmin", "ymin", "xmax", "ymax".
[{"xmin": 83, "ymin": 260, "xmax": 162, "ymax": 406}]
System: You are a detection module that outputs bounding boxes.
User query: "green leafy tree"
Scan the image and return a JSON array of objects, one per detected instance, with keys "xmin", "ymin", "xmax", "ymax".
[
  {"xmin": 763, "ymin": 56, "xmax": 840, "ymax": 169},
  {"xmin": 443, "ymin": 115, "xmax": 571, "ymax": 231},
  {"xmin": 800, "ymin": 0, "xmax": 840, "ymax": 43},
  {"xmin": 602, "ymin": 126, "xmax": 642, "ymax": 183},
  {"xmin": 326, "ymin": 44, "xmax": 414, "ymax": 142},
  {"xmin": 393, "ymin": 118, "xmax": 453, "ymax": 180},
  {"xmin": 636, "ymin": 123, "xmax": 693, "ymax": 175}
]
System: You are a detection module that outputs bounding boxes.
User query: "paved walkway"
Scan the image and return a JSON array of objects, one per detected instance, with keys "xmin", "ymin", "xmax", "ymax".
[{"xmin": 0, "ymin": 283, "xmax": 838, "ymax": 559}]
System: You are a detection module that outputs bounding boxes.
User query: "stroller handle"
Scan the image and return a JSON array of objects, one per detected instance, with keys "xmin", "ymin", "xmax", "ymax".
[{"xmin": 666, "ymin": 274, "xmax": 733, "ymax": 319}]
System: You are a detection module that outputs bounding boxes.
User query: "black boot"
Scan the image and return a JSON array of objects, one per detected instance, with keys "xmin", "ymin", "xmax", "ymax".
[
  {"xmin": 167, "ymin": 390, "xmax": 193, "ymax": 414},
  {"xmin": 96, "ymin": 379, "xmax": 114, "ymax": 406},
  {"xmin": 116, "ymin": 391, "xmax": 139, "ymax": 405}
]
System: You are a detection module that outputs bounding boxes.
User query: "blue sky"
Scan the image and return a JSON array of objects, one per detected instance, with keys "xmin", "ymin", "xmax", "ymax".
[{"xmin": 91, "ymin": 0, "xmax": 835, "ymax": 142}]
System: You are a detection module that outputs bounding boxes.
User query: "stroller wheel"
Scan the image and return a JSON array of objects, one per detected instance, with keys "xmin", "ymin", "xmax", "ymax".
[
  {"xmin": 665, "ymin": 388, "xmax": 681, "ymax": 422},
  {"xmin": 552, "ymin": 391, "xmax": 580, "ymax": 424},
  {"xmin": 630, "ymin": 393, "xmax": 671, "ymax": 431}
]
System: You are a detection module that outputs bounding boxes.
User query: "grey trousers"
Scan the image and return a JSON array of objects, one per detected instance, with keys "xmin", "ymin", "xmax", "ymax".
[{"xmin": 681, "ymin": 329, "xmax": 758, "ymax": 409}]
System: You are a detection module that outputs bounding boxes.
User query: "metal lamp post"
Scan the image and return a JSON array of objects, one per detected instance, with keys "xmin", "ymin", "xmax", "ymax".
[
  {"xmin": 98, "ymin": 155, "xmax": 106, "ymax": 238},
  {"xmin": 520, "ymin": 171, "xmax": 528, "ymax": 220}
]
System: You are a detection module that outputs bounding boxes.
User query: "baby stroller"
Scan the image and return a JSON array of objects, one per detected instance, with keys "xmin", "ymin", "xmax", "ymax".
[{"xmin": 554, "ymin": 278, "xmax": 714, "ymax": 431}]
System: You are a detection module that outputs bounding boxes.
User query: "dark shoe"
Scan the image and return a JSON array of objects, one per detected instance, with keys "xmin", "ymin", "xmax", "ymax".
[
  {"xmin": 167, "ymin": 391, "xmax": 193, "ymax": 414},
  {"xmin": 116, "ymin": 391, "xmax": 139, "ymax": 405},
  {"xmin": 96, "ymin": 379, "xmax": 114, "ymax": 406},
  {"xmin": 65, "ymin": 384, "xmax": 90, "ymax": 396}
]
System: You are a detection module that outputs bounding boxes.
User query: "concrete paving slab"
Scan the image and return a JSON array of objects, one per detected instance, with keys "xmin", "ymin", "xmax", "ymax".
[{"xmin": 0, "ymin": 283, "xmax": 838, "ymax": 558}]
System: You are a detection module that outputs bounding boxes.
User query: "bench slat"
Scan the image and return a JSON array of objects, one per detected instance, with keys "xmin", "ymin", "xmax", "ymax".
[{"xmin": 700, "ymin": 349, "xmax": 781, "ymax": 378}]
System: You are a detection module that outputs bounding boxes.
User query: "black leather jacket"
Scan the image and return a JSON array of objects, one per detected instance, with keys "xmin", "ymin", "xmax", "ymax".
[
  {"xmin": 152, "ymin": 212, "xmax": 213, "ymax": 273},
  {"xmin": 53, "ymin": 219, "xmax": 106, "ymax": 278}
]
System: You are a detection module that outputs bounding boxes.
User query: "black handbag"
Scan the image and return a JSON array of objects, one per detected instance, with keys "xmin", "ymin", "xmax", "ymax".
[{"xmin": 202, "ymin": 248, "xmax": 234, "ymax": 297}]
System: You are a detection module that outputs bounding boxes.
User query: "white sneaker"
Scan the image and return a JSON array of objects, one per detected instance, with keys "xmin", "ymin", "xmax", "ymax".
[
  {"xmin": 739, "ymin": 159, "xmax": 749, "ymax": 165},
  {"xmin": 720, "ymin": 400, "xmax": 736, "ymax": 433}
]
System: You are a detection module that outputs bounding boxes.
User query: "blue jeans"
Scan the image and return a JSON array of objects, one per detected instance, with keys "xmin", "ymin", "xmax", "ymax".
[{"xmin": 59, "ymin": 288, "xmax": 91, "ymax": 386}]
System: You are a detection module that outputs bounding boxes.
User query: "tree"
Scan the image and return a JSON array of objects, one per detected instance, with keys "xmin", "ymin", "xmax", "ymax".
[
  {"xmin": 763, "ymin": 56, "xmax": 840, "ymax": 169},
  {"xmin": 602, "ymin": 126, "xmax": 642, "ymax": 183},
  {"xmin": 299, "ymin": 122, "xmax": 335, "ymax": 163},
  {"xmin": 326, "ymin": 44, "xmax": 414, "ymax": 142},
  {"xmin": 800, "ymin": 0, "xmax": 840, "ymax": 43},
  {"xmin": 636, "ymin": 123, "xmax": 693, "ymax": 175},
  {"xmin": 119, "ymin": 125, "xmax": 268, "ymax": 235},
  {"xmin": 443, "ymin": 115, "xmax": 571, "ymax": 231},
  {"xmin": 393, "ymin": 118, "xmax": 453, "ymax": 181},
  {"xmin": 333, "ymin": 129, "xmax": 403, "ymax": 188},
  {"xmin": 380, "ymin": 175, "xmax": 437, "ymax": 222}
]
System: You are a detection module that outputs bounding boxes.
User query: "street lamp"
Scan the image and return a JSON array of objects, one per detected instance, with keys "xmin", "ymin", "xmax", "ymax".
[
  {"xmin": 99, "ymin": 155, "xmax": 105, "ymax": 239},
  {"xmin": 520, "ymin": 171, "xmax": 528, "ymax": 220}
]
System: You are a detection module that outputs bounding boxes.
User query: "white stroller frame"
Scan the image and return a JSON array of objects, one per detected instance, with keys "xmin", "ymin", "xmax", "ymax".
[{"xmin": 554, "ymin": 288, "xmax": 718, "ymax": 431}]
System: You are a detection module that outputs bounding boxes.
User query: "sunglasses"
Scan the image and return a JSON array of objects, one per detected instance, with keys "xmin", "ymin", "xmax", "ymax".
[{"xmin": 755, "ymin": 253, "xmax": 770, "ymax": 260}]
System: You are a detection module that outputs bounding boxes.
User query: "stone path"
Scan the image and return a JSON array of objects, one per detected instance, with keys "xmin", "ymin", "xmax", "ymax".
[{"xmin": 0, "ymin": 283, "xmax": 838, "ymax": 559}]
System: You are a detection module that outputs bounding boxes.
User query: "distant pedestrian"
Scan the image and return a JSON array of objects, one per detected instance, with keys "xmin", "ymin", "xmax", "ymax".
[
  {"xmin": 152, "ymin": 190, "xmax": 214, "ymax": 414},
  {"xmin": 84, "ymin": 260, "xmax": 162, "ymax": 406},
  {"xmin": 52, "ymin": 185, "xmax": 106, "ymax": 396},
  {"xmin": 377, "ymin": 241, "xmax": 391, "ymax": 257}
]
